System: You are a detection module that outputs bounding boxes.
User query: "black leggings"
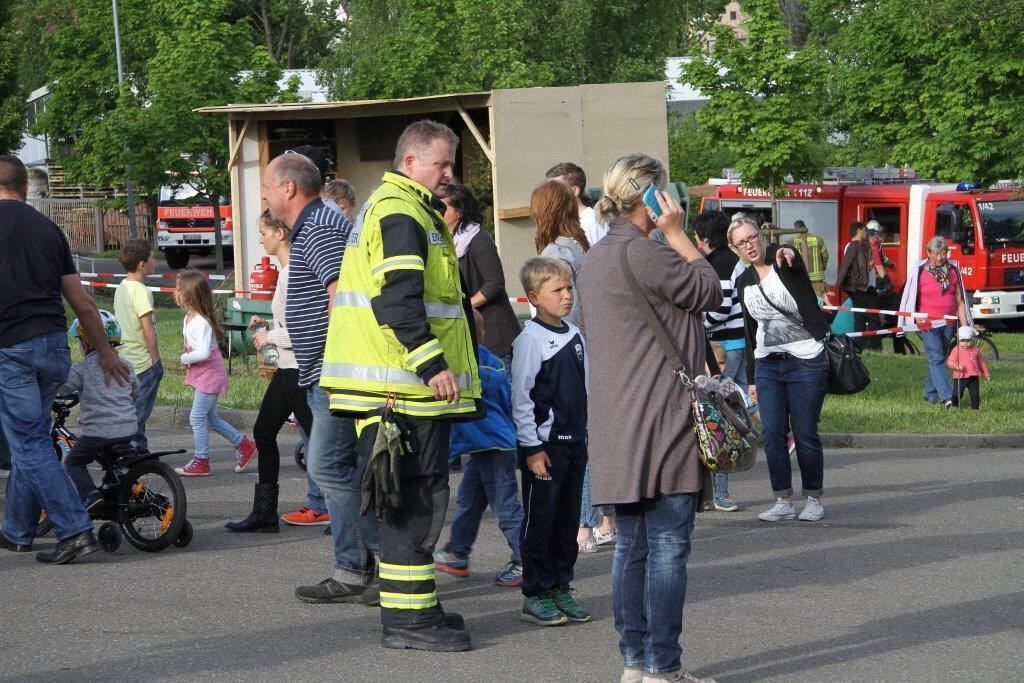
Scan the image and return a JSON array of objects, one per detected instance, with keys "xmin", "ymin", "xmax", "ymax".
[
  {"xmin": 253, "ymin": 368, "xmax": 313, "ymax": 484},
  {"xmin": 951, "ymin": 376, "xmax": 981, "ymax": 410}
]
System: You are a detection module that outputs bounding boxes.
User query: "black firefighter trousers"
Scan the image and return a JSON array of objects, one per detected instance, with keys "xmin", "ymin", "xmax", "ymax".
[{"xmin": 357, "ymin": 415, "xmax": 451, "ymax": 629}]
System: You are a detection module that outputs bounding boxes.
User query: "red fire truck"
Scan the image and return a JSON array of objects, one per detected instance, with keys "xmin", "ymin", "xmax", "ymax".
[
  {"xmin": 700, "ymin": 178, "xmax": 1024, "ymax": 323},
  {"xmin": 155, "ymin": 186, "xmax": 233, "ymax": 269}
]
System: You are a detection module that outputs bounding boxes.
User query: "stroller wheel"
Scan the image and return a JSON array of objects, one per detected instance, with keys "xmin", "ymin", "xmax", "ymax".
[{"xmin": 294, "ymin": 442, "xmax": 306, "ymax": 470}]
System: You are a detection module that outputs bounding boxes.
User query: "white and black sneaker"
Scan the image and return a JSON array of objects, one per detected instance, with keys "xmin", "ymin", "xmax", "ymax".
[
  {"xmin": 757, "ymin": 497, "xmax": 796, "ymax": 522},
  {"xmin": 798, "ymin": 496, "xmax": 825, "ymax": 521}
]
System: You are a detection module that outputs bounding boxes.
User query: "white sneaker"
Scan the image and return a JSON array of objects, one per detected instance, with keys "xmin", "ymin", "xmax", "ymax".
[
  {"xmin": 642, "ymin": 671, "xmax": 716, "ymax": 683},
  {"xmin": 799, "ymin": 496, "xmax": 825, "ymax": 521},
  {"xmin": 757, "ymin": 497, "xmax": 796, "ymax": 522}
]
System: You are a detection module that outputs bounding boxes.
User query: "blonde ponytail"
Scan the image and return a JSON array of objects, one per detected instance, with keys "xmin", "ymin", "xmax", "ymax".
[{"xmin": 594, "ymin": 154, "xmax": 669, "ymax": 226}]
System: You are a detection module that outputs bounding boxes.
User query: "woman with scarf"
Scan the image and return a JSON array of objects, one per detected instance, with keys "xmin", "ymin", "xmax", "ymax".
[
  {"xmin": 442, "ymin": 183, "xmax": 521, "ymax": 369},
  {"xmin": 898, "ymin": 236, "xmax": 971, "ymax": 407}
]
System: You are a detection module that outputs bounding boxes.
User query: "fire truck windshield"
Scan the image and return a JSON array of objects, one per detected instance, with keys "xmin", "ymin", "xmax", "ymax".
[{"xmin": 978, "ymin": 200, "xmax": 1024, "ymax": 247}]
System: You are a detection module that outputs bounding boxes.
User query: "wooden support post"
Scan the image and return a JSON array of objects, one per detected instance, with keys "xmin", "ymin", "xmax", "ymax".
[
  {"xmin": 228, "ymin": 117, "xmax": 251, "ymax": 170},
  {"xmin": 455, "ymin": 100, "xmax": 494, "ymax": 166}
]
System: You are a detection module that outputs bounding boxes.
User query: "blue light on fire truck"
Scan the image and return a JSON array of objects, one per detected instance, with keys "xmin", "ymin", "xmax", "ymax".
[{"xmin": 955, "ymin": 182, "xmax": 980, "ymax": 191}]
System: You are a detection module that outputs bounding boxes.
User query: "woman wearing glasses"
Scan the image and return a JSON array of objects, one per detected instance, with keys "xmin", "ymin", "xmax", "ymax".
[{"xmin": 731, "ymin": 216, "xmax": 832, "ymax": 523}]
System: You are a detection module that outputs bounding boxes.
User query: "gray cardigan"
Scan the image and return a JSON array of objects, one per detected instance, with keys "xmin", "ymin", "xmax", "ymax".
[{"xmin": 577, "ymin": 218, "xmax": 722, "ymax": 505}]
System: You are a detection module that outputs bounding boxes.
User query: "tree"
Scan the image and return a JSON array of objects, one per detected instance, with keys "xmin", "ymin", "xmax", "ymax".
[
  {"xmin": 667, "ymin": 112, "xmax": 734, "ymax": 186},
  {"xmin": 0, "ymin": 0, "xmax": 23, "ymax": 154},
  {"xmin": 683, "ymin": 0, "xmax": 825, "ymax": 197},
  {"xmin": 807, "ymin": 0, "xmax": 1024, "ymax": 184},
  {"xmin": 320, "ymin": 0, "xmax": 707, "ymax": 100},
  {"xmin": 231, "ymin": 0, "xmax": 344, "ymax": 69}
]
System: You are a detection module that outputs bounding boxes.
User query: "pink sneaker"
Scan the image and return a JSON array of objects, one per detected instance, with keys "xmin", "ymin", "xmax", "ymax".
[
  {"xmin": 235, "ymin": 437, "xmax": 258, "ymax": 473},
  {"xmin": 787, "ymin": 434, "xmax": 797, "ymax": 455},
  {"xmin": 176, "ymin": 457, "xmax": 211, "ymax": 477}
]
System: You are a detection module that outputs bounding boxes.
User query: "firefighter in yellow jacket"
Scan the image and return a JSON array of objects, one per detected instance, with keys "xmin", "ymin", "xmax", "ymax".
[{"xmin": 321, "ymin": 120, "xmax": 482, "ymax": 652}]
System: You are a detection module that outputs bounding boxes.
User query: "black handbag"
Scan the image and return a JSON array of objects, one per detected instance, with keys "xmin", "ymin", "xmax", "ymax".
[
  {"xmin": 756, "ymin": 283, "xmax": 871, "ymax": 395},
  {"xmin": 621, "ymin": 245, "xmax": 759, "ymax": 475}
]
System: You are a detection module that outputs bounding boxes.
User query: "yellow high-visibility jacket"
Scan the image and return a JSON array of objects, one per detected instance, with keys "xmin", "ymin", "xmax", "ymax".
[{"xmin": 320, "ymin": 172, "xmax": 481, "ymax": 419}]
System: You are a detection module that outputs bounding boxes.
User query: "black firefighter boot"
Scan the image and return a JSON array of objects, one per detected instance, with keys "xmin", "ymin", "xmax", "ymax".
[{"xmin": 225, "ymin": 482, "xmax": 280, "ymax": 533}]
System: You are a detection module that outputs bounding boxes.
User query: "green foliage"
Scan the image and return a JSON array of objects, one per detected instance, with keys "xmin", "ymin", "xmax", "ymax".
[
  {"xmin": 321, "ymin": 0, "xmax": 696, "ymax": 100},
  {"xmin": 0, "ymin": 0, "xmax": 23, "ymax": 154},
  {"xmin": 667, "ymin": 112, "xmax": 734, "ymax": 186},
  {"xmin": 229, "ymin": 0, "xmax": 344, "ymax": 69},
  {"xmin": 807, "ymin": 0, "xmax": 1024, "ymax": 184},
  {"xmin": 684, "ymin": 0, "xmax": 825, "ymax": 196}
]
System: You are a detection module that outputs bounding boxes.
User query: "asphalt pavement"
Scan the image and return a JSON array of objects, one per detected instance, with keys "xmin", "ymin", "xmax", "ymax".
[{"xmin": 2, "ymin": 431, "xmax": 1022, "ymax": 682}]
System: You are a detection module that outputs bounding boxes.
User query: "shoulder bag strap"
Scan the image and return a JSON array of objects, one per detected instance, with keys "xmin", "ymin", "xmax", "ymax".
[{"xmin": 619, "ymin": 243, "xmax": 722, "ymax": 378}]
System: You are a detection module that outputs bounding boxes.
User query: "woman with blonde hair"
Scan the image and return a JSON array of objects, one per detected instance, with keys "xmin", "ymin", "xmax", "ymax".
[{"xmin": 577, "ymin": 153, "xmax": 721, "ymax": 683}]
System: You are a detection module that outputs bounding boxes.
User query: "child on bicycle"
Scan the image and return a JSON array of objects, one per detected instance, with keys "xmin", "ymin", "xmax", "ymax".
[
  {"xmin": 172, "ymin": 271, "xmax": 256, "ymax": 477},
  {"xmin": 61, "ymin": 311, "xmax": 141, "ymax": 509},
  {"xmin": 947, "ymin": 326, "xmax": 991, "ymax": 410}
]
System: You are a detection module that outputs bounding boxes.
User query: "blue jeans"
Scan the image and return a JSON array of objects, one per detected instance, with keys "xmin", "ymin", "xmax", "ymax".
[
  {"xmin": 298, "ymin": 425, "xmax": 327, "ymax": 512},
  {"xmin": 613, "ymin": 492, "xmax": 699, "ymax": 676},
  {"xmin": 132, "ymin": 360, "xmax": 163, "ymax": 451},
  {"xmin": 921, "ymin": 325, "xmax": 955, "ymax": 403},
  {"xmin": 0, "ymin": 332, "xmax": 92, "ymax": 544},
  {"xmin": 580, "ymin": 465, "xmax": 613, "ymax": 528},
  {"xmin": 723, "ymin": 346, "xmax": 748, "ymax": 392},
  {"xmin": 306, "ymin": 386, "xmax": 379, "ymax": 585},
  {"xmin": 189, "ymin": 390, "xmax": 243, "ymax": 459},
  {"xmin": 712, "ymin": 473, "xmax": 729, "ymax": 500},
  {"xmin": 754, "ymin": 350, "xmax": 828, "ymax": 497},
  {"xmin": 447, "ymin": 448, "xmax": 523, "ymax": 561}
]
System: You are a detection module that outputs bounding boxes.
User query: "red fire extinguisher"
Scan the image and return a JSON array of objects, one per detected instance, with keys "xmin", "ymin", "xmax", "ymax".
[{"xmin": 249, "ymin": 256, "xmax": 279, "ymax": 301}]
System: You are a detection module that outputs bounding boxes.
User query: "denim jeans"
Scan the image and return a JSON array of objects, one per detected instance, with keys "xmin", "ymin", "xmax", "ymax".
[
  {"xmin": 299, "ymin": 426, "xmax": 327, "ymax": 512},
  {"xmin": 447, "ymin": 448, "xmax": 523, "ymax": 561},
  {"xmin": 0, "ymin": 332, "xmax": 92, "ymax": 544},
  {"xmin": 189, "ymin": 390, "xmax": 242, "ymax": 459},
  {"xmin": 305, "ymin": 386, "xmax": 379, "ymax": 585},
  {"xmin": 613, "ymin": 492, "xmax": 699, "ymax": 676},
  {"xmin": 64, "ymin": 435, "xmax": 130, "ymax": 498},
  {"xmin": 712, "ymin": 473, "xmax": 729, "ymax": 500},
  {"xmin": 921, "ymin": 325, "xmax": 955, "ymax": 403},
  {"xmin": 723, "ymin": 346, "xmax": 748, "ymax": 391},
  {"xmin": 754, "ymin": 350, "xmax": 828, "ymax": 497},
  {"xmin": 580, "ymin": 465, "xmax": 613, "ymax": 528},
  {"xmin": 132, "ymin": 360, "xmax": 163, "ymax": 452}
]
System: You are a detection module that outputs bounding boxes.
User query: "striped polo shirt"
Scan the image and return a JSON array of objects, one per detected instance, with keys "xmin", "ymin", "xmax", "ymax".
[{"xmin": 286, "ymin": 197, "xmax": 352, "ymax": 388}]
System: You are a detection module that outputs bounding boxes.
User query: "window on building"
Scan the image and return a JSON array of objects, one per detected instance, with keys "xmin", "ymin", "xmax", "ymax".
[{"xmin": 729, "ymin": 10, "xmax": 737, "ymax": 20}]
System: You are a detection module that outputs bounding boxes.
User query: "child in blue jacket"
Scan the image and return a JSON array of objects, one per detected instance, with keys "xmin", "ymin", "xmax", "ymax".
[{"xmin": 434, "ymin": 310, "xmax": 525, "ymax": 588}]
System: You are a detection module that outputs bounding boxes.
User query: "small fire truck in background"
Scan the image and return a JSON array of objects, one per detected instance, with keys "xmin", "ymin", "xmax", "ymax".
[
  {"xmin": 155, "ymin": 183, "xmax": 233, "ymax": 270},
  {"xmin": 700, "ymin": 168, "xmax": 1024, "ymax": 324}
]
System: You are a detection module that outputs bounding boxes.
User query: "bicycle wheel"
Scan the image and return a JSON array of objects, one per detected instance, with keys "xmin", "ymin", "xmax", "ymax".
[
  {"xmin": 118, "ymin": 460, "xmax": 187, "ymax": 552},
  {"xmin": 976, "ymin": 336, "xmax": 999, "ymax": 362}
]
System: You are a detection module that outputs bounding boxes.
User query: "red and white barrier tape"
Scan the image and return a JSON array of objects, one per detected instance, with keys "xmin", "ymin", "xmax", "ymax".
[
  {"xmin": 821, "ymin": 304, "xmax": 958, "ymax": 322},
  {"xmin": 79, "ymin": 272, "xmax": 227, "ymax": 281},
  {"xmin": 80, "ymin": 280, "xmax": 240, "ymax": 295},
  {"xmin": 844, "ymin": 319, "xmax": 949, "ymax": 338}
]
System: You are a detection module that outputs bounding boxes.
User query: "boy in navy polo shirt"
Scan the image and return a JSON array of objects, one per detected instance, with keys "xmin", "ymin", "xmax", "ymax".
[{"xmin": 511, "ymin": 257, "xmax": 590, "ymax": 627}]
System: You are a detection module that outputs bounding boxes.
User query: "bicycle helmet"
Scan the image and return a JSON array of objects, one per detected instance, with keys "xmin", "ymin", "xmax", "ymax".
[{"xmin": 69, "ymin": 310, "xmax": 122, "ymax": 348}]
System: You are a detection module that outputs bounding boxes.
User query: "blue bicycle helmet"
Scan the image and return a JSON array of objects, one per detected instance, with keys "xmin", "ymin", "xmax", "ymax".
[{"xmin": 70, "ymin": 309, "xmax": 122, "ymax": 348}]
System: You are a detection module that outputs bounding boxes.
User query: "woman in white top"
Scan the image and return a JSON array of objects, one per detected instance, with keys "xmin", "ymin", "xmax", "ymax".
[
  {"xmin": 226, "ymin": 211, "xmax": 317, "ymax": 533},
  {"xmin": 732, "ymin": 216, "xmax": 832, "ymax": 523}
]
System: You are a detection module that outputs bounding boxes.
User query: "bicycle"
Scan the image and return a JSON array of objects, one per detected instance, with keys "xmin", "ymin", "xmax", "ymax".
[
  {"xmin": 37, "ymin": 395, "xmax": 194, "ymax": 553},
  {"xmin": 898, "ymin": 326, "xmax": 998, "ymax": 361}
]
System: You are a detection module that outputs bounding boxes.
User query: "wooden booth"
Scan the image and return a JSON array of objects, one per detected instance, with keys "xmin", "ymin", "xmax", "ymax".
[{"xmin": 198, "ymin": 82, "xmax": 669, "ymax": 302}]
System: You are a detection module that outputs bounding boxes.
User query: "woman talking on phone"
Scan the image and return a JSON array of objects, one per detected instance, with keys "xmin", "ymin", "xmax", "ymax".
[{"xmin": 578, "ymin": 154, "xmax": 721, "ymax": 683}]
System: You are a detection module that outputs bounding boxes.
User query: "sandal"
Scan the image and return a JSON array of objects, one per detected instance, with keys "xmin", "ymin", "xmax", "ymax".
[{"xmin": 593, "ymin": 527, "xmax": 617, "ymax": 546}]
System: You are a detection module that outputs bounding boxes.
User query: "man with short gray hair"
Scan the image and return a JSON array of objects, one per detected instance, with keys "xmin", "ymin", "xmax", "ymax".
[{"xmin": 260, "ymin": 152, "xmax": 381, "ymax": 604}]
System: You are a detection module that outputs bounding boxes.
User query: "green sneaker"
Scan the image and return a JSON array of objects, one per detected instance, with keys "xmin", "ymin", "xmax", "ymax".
[
  {"xmin": 550, "ymin": 587, "xmax": 591, "ymax": 622},
  {"xmin": 519, "ymin": 594, "xmax": 568, "ymax": 626}
]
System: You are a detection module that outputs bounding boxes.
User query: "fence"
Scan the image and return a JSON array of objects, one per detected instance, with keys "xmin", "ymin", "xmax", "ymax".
[{"xmin": 28, "ymin": 198, "xmax": 152, "ymax": 254}]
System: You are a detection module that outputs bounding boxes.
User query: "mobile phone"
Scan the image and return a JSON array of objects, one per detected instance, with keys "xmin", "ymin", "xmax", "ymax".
[{"xmin": 642, "ymin": 183, "xmax": 663, "ymax": 219}]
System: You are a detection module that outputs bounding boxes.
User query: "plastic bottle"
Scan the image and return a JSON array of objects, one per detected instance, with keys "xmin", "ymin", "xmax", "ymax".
[{"xmin": 254, "ymin": 324, "xmax": 279, "ymax": 365}]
